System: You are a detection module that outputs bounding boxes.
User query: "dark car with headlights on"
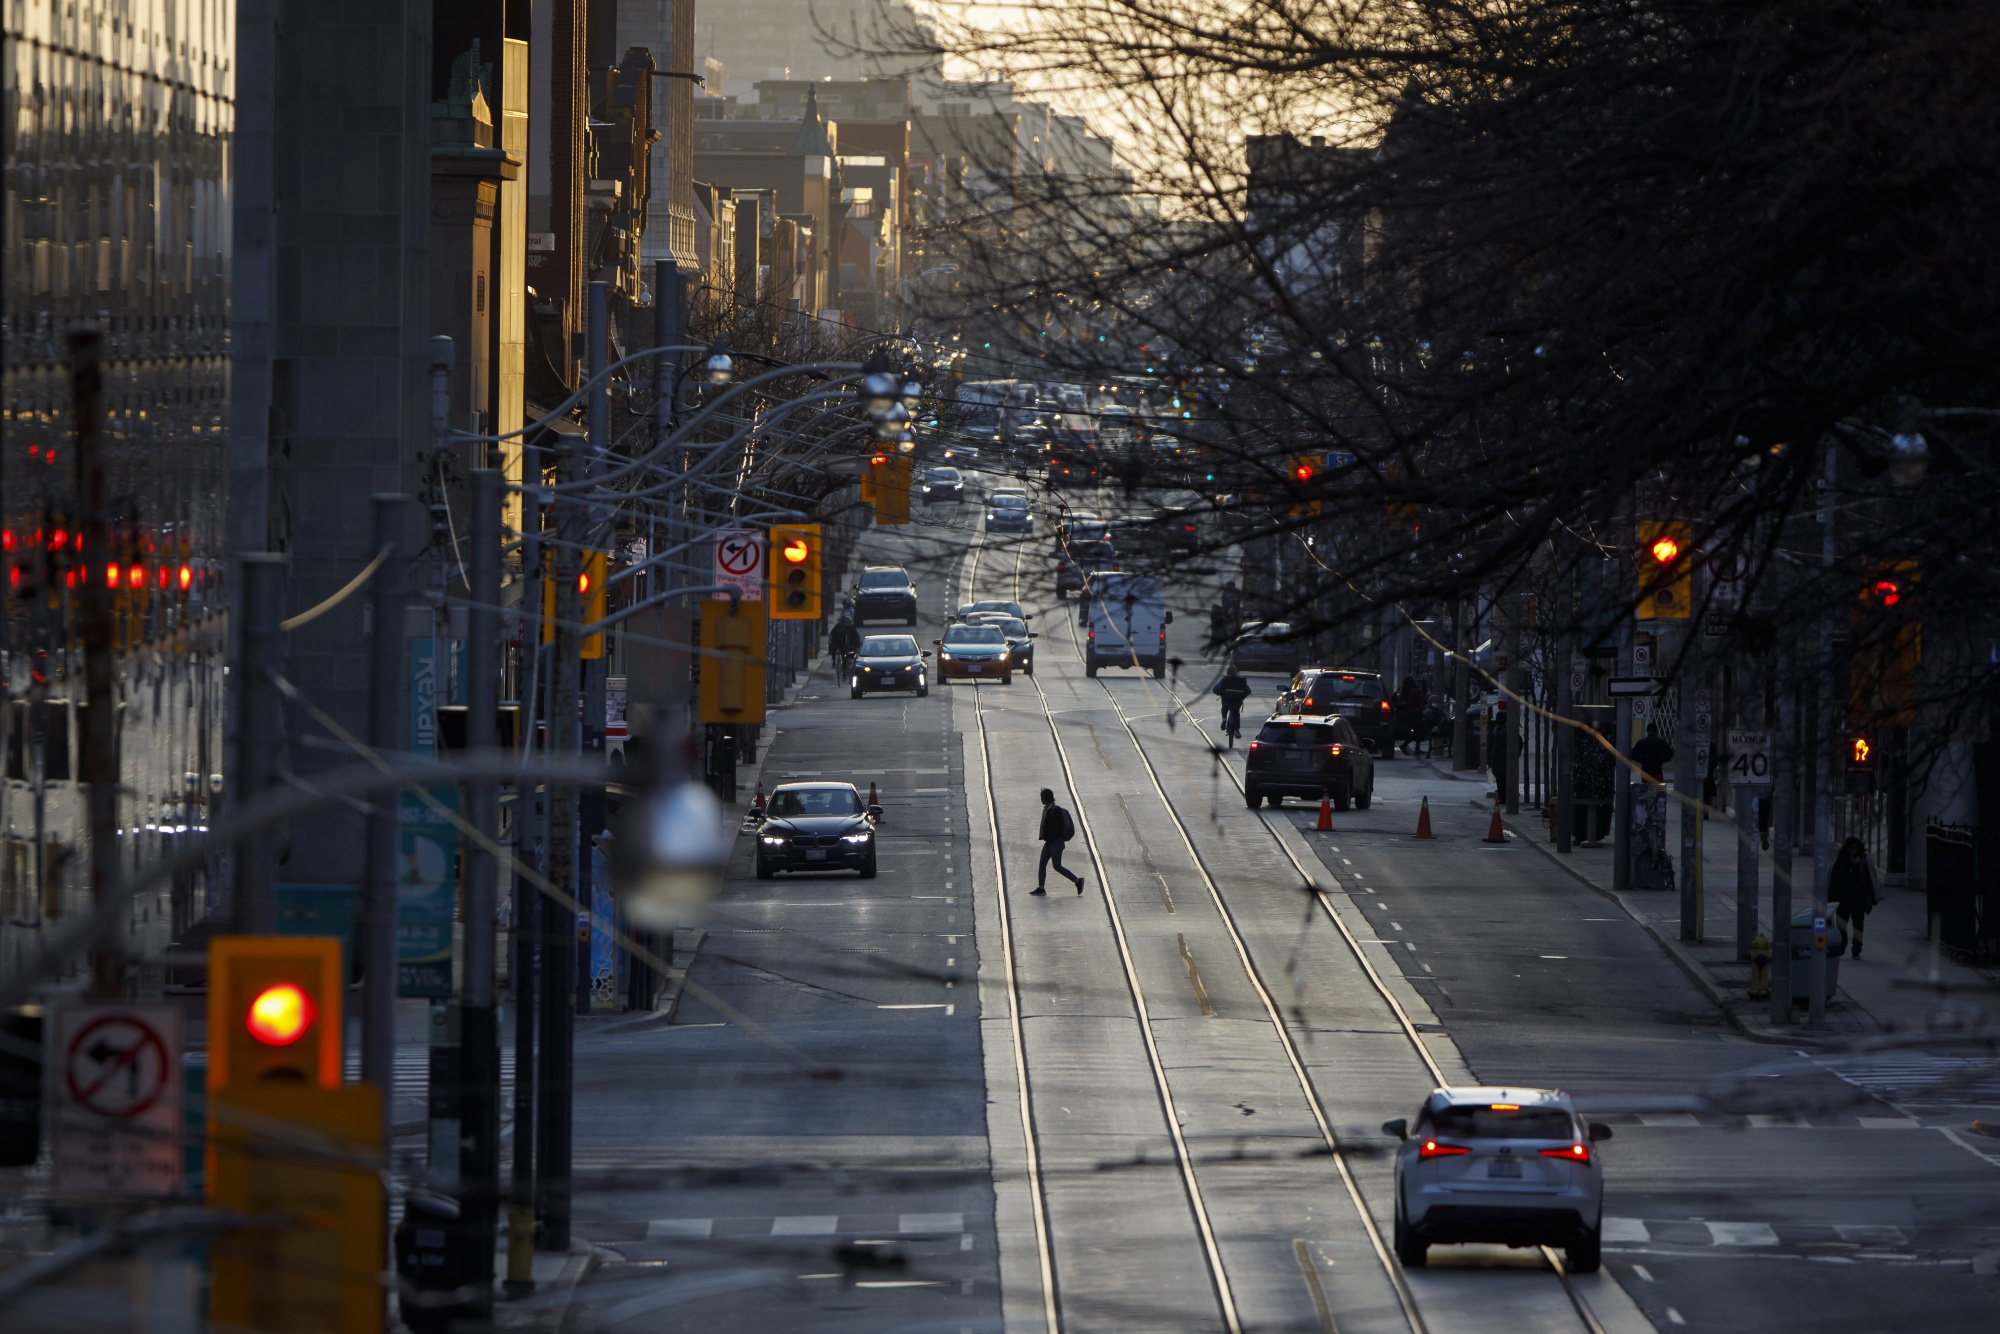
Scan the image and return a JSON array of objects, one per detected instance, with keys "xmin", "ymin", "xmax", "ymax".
[
  {"xmin": 986, "ymin": 493, "xmax": 1032, "ymax": 532},
  {"xmin": 850, "ymin": 634, "xmax": 929, "ymax": 698},
  {"xmin": 934, "ymin": 623, "xmax": 1014, "ymax": 683},
  {"xmin": 1244, "ymin": 714, "xmax": 1375, "ymax": 810},
  {"xmin": 966, "ymin": 613, "xmax": 1036, "ymax": 675},
  {"xmin": 852, "ymin": 565, "xmax": 918, "ymax": 626},
  {"xmin": 753, "ymin": 782, "xmax": 882, "ymax": 879},
  {"xmin": 921, "ymin": 466, "xmax": 966, "ymax": 503},
  {"xmin": 955, "ymin": 599, "xmax": 1030, "ymax": 624}
]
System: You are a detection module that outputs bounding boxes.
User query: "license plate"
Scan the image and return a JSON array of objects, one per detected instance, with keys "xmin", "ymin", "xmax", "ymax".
[
  {"xmin": 805, "ymin": 850, "xmax": 827, "ymax": 861},
  {"xmin": 1286, "ymin": 752, "xmax": 1314, "ymax": 768},
  {"xmin": 1487, "ymin": 1158, "xmax": 1522, "ymax": 1179},
  {"xmin": 967, "ymin": 665, "xmax": 983, "ymax": 674}
]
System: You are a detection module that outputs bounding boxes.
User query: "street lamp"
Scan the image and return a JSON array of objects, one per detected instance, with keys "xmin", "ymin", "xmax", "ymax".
[
  {"xmin": 860, "ymin": 349, "xmax": 898, "ymax": 419},
  {"xmin": 873, "ymin": 402, "xmax": 911, "ymax": 442},
  {"xmin": 619, "ymin": 780, "xmax": 732, "ymax": 927},
  {"xmin": 702, "ymin": 339, "xmax": 735, "ymax": 386},
  {"xmin": 899, "ymin": 375, "xmax": 924, "ymax": 413},
  {"xmin": 1888, "ymin": 431, "xmax": 1929, "ymax": 488}
]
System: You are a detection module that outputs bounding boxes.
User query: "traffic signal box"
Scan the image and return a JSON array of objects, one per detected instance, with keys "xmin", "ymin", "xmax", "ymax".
[
  {"xmin": 1851, "ymin": 563, "xmax": 1919, "ymax": 728},
  {"xmin": 1636, "ymin": 520, "xmax": 1692, "ymax": 620},
  {"xmin": 768, "ymin": 523, "xmax": 822, "ymax": 620},
  {"xmin": 865, "ymin": 452, "xmax": 911, "ymax": 525},
  {"xmin": 1286, "ymin": 455, "xmax": 1323, "ymax": 517},
  {"xmin": 207, "ymin": 936, "xmax": 385, "ymax": 1333},
  {"xmin": 698, "ymin": 599, "xmax": 769, "ymax": 724},
  {"xmin": 543, "ymin": 551, "xmax": 609, "ymax": 656}
]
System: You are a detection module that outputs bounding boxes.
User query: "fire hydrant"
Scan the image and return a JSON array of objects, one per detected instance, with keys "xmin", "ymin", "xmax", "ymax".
[{"xmin": 1746, "ymin": 934, "xmax": 1773, "ymax": 1000}]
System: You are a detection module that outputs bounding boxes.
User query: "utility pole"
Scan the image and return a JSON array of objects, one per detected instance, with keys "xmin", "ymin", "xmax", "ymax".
[
  {"xmin": 362, "ymin": 495, "xmax": 409, "ymax": 1109},
  {"xmin": 1735, "ymin": 658, "xmax": 1764, "ymax": 959},
  {"xmin": 1769, "ymin": 615, "xmax": 1796, "ymax": 1025},
  {"xmin": 233, "ymin": 553, "xmax": 289, "ymax": 935},
  {"xmin": 1677, "ymin": 626, "xmax": 1704, "ymax": 940},
  {"xmin": 460, "ymin": 466, "xmax": 502, "ymax": 1310},
  {"xmin": 536, "ymin": 432, "xmax": 582, "ymax": 1252},
  {"xmin": 577, "ymin": 281, "xmax": 609, "ymax": 1017},
  {"xmin": 71, "ymin": 330, "xmax": 123, "ymax": 995},
  {"xmin": 505, "ymin": 448, "xmax": 544, "ymax": 1296},
  {"xmin": 1809, "ymin": 447, "xmax": 1838, "ymax": 1029}
]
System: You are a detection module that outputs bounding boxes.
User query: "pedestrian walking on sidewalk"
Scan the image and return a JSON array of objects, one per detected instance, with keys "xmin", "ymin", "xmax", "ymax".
[
  {"xmin": 1035, "ymin": 788, "xmax": 1086, "ymax": 896},
  {"xmin": 1829, "ymin": 836, "xmax": 1879, "ymax": 959},
  {"xmin": 1631, "ymin": 723, "xmax": 1675, "ymax": 784}
]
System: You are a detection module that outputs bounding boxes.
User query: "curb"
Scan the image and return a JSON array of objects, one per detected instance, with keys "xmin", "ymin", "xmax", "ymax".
[
  {"xmin": 1499, "ymin": 808, "xmax": 1852, "ymax": 1047},
  {"xmin": 591, "ymin": 928, "xmax": 707, "ymax": 1035}
]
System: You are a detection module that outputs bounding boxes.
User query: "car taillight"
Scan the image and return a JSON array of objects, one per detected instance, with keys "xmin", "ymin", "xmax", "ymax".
[
  {"xmin": 1381, "ymin": 700, "xmax": 1391, "ymax": 711},
  {"xmin": 1329, "ymin": 744, "xmax": 1342, "ymax": 756},
  {"xmin": 1539, "ymin": 1143, "xmax": 1591, "ymax": 1164},
  {"xmin": 1419, "ymin": 1139, "xmax": 1470, "ymax": 1160},
  {"xmin": 1248, "ymin": 741, "xmax": 1260, "ymax": 751}
]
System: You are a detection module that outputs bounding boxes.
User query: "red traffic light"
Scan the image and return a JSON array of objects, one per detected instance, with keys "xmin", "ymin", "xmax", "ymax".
[
  {"xmin": 1648, "ymin": 534, "xmax": 1682, "ymax": 565},
  {"xmin": 780, "ymin": 536, "xmax": 811, "ymax": 564},
  {"xmin": 247, "ymin": 982, "xmax": 315, "ymax": 1046},
  {"xmin": 1292, "ymin": 462, "xmax": 1316, "ymax": 483},
  {"xmin": 1869, "ymin": 579, "xmax": 1900, "ymax": 607}
]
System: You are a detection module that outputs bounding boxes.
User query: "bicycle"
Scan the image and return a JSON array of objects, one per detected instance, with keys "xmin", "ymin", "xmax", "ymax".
[{"xmin": 1220, "ymin": 701, "xmax": 1244, "ymax": 747}]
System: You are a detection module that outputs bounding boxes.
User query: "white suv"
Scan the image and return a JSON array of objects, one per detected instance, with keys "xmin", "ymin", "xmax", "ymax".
[{"xmin": 1383, "ymin": 1086, "xmax": 1612, "ymax": 1272}]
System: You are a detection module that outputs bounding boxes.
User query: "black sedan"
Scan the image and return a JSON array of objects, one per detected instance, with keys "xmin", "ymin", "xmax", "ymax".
[
  {"xmin": 753, "ymin": 782, "xmax": 882, "ymax": 879},
  {"xmin": 850, "ymin": 634, "xmax": 929, "ymax": 698},
  {"xmin": 967, "ymin": 613, "xmax": 1036, "ymax": 675},
  {"xmin": 1244, "ymin": 714, "xmax": 1376, "ymax": 811},
  {"xmin": 921, "ymin": 466, "xmax": 966, "ymax": 503},
  {"xmin": 853, "ymin": 566, "xmax": 918, "ymax": 626}
]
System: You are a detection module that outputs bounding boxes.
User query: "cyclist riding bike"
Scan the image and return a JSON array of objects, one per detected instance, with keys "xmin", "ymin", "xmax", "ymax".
[
  {"xmin": 829, "ymin": 615, "xmax": 862, "ymax": 679},
  {"xmin": 1213, "ymin": 665, "xmax": 1252, "ymax": 745}
]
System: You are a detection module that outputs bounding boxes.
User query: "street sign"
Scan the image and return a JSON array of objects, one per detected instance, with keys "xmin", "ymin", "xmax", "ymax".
[
  {"xmin": 1632, "ymin": 643, "xmax": 1653, "ymax": 669},
  {"xmin": 1726, "ymin": 728, "xmax": 1772, "ymax": 785},
  {"xmin": 1607, "ymin": 676, "xmax": 1666, "ymax": 697},
  {"xmin": 712, "ymin": 529, "xmax": 765, "ymax": 602},
  {"xmin": 1708, "ymin": 550, "xmax": 1749, "ymax": 605},
  {"xmin": 52, "ymin": 1004, "xmax": 181, "ymax": 1197},
  {"xmin": 1701, "ymin": 605, "xmax": 1733, "ymax": 640}
]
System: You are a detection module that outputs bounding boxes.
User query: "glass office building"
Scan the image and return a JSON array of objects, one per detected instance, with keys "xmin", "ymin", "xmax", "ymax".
[{"xmin": 2, "ymin": 1, "xmax": 232, "ymax": 970}]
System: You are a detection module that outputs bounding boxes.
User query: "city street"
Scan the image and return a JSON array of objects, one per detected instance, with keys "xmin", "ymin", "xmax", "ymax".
[{"xmin": 556, "ymin": 496, "xmax": 2000, "ymax": 1332}]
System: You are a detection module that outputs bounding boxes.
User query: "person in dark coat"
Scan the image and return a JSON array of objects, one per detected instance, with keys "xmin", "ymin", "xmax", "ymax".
[
  {"xmin": 1035, "ymin": 788, "xmax": 1087, "ymax": 896},
  {"xmin": 1631, "ymin": 723, "xmax": 1674, "ymax": 783},
  {"xmin": 1394, "ymin": 677, "xmax": 1427, "ymax": 755},
  {"xmin": 1828, "ymin": 836, "xmax": 1878, "ymax": 959}
]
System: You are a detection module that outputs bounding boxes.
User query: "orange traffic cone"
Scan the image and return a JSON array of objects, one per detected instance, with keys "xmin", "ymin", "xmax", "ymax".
[
  {"xmin": 1415, "ymin": 796, "xmax": 1433, "ymax": 839},
  {"xmin": 1484, "ymin": 802, "xmax": 1507, "ymax": 843},
  {"xmin": 752, "ymin": 781, "xmax": 766, "ymax": 813},
  {"xmin": 1317, "ymin": 790, "xmax": 1334, "ymax": 831},
  {"xmin": 867, "ymin": 782, "xmax": 879, "ymax": 806}
]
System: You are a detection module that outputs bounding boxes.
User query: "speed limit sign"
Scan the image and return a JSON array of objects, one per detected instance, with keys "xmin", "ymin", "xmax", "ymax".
[{"xmin": 1726, "ymin": 729, "xmax": 1771, "ymax": 785}]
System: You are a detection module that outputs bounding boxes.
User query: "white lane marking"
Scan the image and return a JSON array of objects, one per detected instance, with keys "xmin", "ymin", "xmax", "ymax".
[
  {"xmin": 1603, "ymin": 1217, "xmax": 1650, "ymax": 1243},
  {"xmin": 1709, "ymin": 1222, "xmax": 1779, "ymax": 1247},
  {"xmin": 772, "ymin": 1215, "xmax": 839, "ymax": 1236},
  {"xmin": 1666, "ymin": 1309, "xmax": 1686, "ymax": 1325},
  {"xmin": 646, "ymin": 1218, "xmax": 713, "ymax": 1239},
  {"xmin": 900, "ymin": 1212, "xmax": 965, "ymax": 1234},
  {"xmin": 1631, "ymin": 1264, "xmax": 1655, "ymax": 1281},
  {"xmin": 879, "ymin": 1003, "xmax": 949, "ymax": 1010},
  {"xmin": 1833, "ymin": 1224, "xmax": 1907, "ymax": 1245}
]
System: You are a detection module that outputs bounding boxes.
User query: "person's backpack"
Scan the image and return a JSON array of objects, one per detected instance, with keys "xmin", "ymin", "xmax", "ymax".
[{"xmin": 1059, "ymin": 806, "xmax": 1076, "ymax": 841}]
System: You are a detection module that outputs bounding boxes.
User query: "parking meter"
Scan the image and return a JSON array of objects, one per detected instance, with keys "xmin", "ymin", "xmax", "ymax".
[{"xmin": 1812, "ymin": 915, "xmax": 1827, "ymax": 950}]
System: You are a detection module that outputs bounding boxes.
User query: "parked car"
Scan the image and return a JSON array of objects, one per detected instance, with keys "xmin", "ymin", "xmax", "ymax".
[
  {"xmin": 1383, "ymin": 1087, "xmax": 1611, "ymax": 1273},
  {"xmin": 1243, "ymin": 714, "xmax": 1375, "ymax": 810},
  {"xmin": 1229, "ymin": 621, "xmax": 1300, "ymax": 674},
  {"xmin": 1293, "ymin": 669, "xmax": 1395, "ymax": 755},
  {"xmin": 1055, "ymin": 539, "xmax": 1117, "ymax": 597},
  {"xmin": 849, "ymin": 634, "xmax": 929, "ymax": 698},
  {"xmin": 1081, "ymin": 573, "xmax": 1168, "ymax": 678},
  {"xmin": 967, "ymin": 613, "xmax": 1036, "ymax": 674},
  {"xmin": 852, "ymin": 566, "xmax": 918, "ymax": 626},
  {"xmin": 753, "ymin": 782, "xmax": 883, "ymax": 879},
  {"xmin": 934, "ymin": 623, "xmax": 1014, "ymax": 683},
  {"xmin": 922, "ymin": 466, "xmax": 966, "ymax": 503}
]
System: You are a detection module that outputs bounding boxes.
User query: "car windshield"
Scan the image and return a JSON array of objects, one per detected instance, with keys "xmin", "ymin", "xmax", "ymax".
[
  {"xmin": 1071, "ymin": 541, "xmax": 1115, "ymax": 564},
  {"xmin": 1243, "ymin": 622, "xmax": 1291, "ymax": 640},
  {"xmin": 929, "ymin": 468, "xmax": 960, "ymax": 482},
  {"xmin": 971, "ymin": 601, "xmax": 1022, "ymax": 616},
  {"xmin": 767, "ymin": 787, "xmax": 863, "ymax": 817},
  {"xmin": 991, "ymin": 496, "xmax": 1028, "ymax": 510},
  {"xmin": 944, "ymin": 626, "xmax": 1006, "ymax": 646},
  {"xmin": 860, "ymin": 636, "xmax": 918, "ymax": 656},
  {"xmin": 1429, "ymin": 1104, "xmax": 1575, "ymax": 1141},
  {"xmin": 988, "ymin": 617, "xmax": 1028, "ymax": 636},
  {"xmin": 1308, "ymin": 676, "xmax": 1383, "ymax": 702},
  {"xmin": 860, "ymin": 570, "xmax": 907, "ymax": 588},
  {"xmin": 1257, "ymin": 722, "xmax": 1339, "ymax": 745}
]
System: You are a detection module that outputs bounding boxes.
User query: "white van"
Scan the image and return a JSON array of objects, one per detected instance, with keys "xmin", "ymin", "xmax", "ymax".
[{"xmin": 1083, "ymin": 573, "xmax": 1171, "ymax": 678}]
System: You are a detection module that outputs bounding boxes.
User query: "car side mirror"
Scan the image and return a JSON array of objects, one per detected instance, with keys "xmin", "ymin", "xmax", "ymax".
[
  {"xmin": 867, "ymin": 804, "xmax": 884, "ymax": 822},
  {"xmin": 1588, "ymin": 1122, "xmax": 1613, "ymax": 1143},
  {"xmin": 1029, "ymin": 632, "xmax": 1039, "ymax": 639},
  {"xmin": 921, "ymin": 650, "xmax": 932, "ymax": 659},
  {"xmin": 933, "ymin": 639, "xmax": 942, "ymax": 646},
  {"xmin": 749, "ymin": 808, "xmax": 766, "ymax": 824},
  {"xmin": 1381, "ymin": 1118, "xmax": 1408, "ymax": 1140},
  {"xmin": 1164, "ymin": 611, "xmax": 1174, "ymax": 624}
]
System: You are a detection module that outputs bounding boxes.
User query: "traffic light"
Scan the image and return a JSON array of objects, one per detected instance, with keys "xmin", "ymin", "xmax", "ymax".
[
  {"xmin": 1847, "ymin": 733, "xmax": 1875, "ymax": 771},
  {"xmin": 579, "ymin": 549, "xmax": 608, "ymax": 658},
  {"xmin": 767, "ymin": 523, "xmax": 822, "ymax": 620},
  {"xmin": 1286, "ymin": 455, "xmax": 1323, "ymax": 516},
  {"xmin": 697, "ymin": 599, "xmax": 768, "ymax": 724},
  {"xmin": 1635, "ymin": 520, "xmax": 1692, "ymax": 620},
  {"xmin": 1851, "ymin": 561, "xmax": 1919, "ymax": 727},
  {"xmin": 870, "ymin": 456, "xmax": 911, "ymax": 525},
  {"xmin": 207, "ymin": 936, "xmax": 344, "ymax": 1092}
]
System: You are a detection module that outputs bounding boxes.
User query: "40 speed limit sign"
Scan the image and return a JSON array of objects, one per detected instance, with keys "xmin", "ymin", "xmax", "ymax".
[{"xmin": 1726, "ymin": 729, "xmax": 1772, "ymax": 786}]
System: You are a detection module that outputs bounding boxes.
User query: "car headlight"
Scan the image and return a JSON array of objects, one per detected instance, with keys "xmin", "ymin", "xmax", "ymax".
[
  {"xmin": 841, "ymin": 831, "xmax": 872, "ymax": 844},
  {"xmin": 760, "ymin": 835, "xmax": 787, "ymax": 845}
]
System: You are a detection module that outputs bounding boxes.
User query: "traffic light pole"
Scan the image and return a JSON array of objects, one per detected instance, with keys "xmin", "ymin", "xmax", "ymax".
[
  {"xmin": 1678, "ymin": 629, "xmax": 1703, "ymax": 940},
  {"xmin": 71, "ymin": 329, "xmax": 124, "ymax": 996},
  {"xmin": 362, "ymin": 495, "xmax": 409, "ymax": 1109},
  {"xmin": 1809, "ymin": 449, "xmax": 1838, "ymax": 1029},
  {"xmin": 1769, "ymin": 632, "xmax": 1797, "ymax": 1026},
  {"xmin": 461, "ymin": 467, "xmax": 502, "ymax": 1306},
  {"xmin": 233, "ymin": 552, "xmax": 289, "ymax": 934},
  {"xmin": 506, "ymin": 469, "xmax": 545, "ymax": 1295}
]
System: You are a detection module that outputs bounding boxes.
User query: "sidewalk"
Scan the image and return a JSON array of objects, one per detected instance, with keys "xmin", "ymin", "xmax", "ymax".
[{"xmin": 1422, "ymin": 761, "xmax": 1996, "ymax": 1044}]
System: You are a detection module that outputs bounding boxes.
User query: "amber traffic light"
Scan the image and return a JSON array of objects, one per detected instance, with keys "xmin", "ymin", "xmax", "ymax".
[
  {"xmin": 207, "ymin": 936, "xmax": 344, "ymax": 1091},
  {"xmin": 697, "ymin": 599, "xmax": 769, "ymax": 723},
  {"xmin": 580, "ymin": 549, "xmax": 608, "ymax": 658},
  {"xmin": 767, "ymin": 524, "xmax": 822, "ymax": 620},
  {"xmin": 1635, "ymin": 520, "xmax": 1692, "ymax": 620}
]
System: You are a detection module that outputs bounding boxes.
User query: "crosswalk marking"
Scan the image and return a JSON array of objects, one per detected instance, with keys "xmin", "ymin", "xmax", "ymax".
[
  {"xmin": 1856, "ymin": 1116, "xmax": 1920, "ymax": 1130},
  {"xmin": 1708, "ymin": 1222, "xmax": 1778, "ymax": 1247},
  {"xmin": 771, "ymin": 1215, "xmax": 838, "ymax": 1236},
  {"xmin": 1636, "ymin": 1113, "xmax": 1701, "ymax": 1127},
  {"xmin": 900, "ymin": 1212, "xmax": 965, "ymax": 1234},
  {"xmin": 646, "ymin": 1218, "xmax": 713, "ymax": 1239},
  {"xmin": 1603, "ymin": 1218, "xmax": 1911, "ymax": 1249},
  {"xmin": 1603, "ymin": 1217, "xmax": 1650, "ymax": 1243}
]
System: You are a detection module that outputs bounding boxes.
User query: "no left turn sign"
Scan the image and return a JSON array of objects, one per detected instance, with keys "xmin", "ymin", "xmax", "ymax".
[
  {"xmin": 52, "ymin": 1004, "xmax": 182, "ymax": 1197},
  {"xmin": 65, "ymin": 1014, "xmax": 172, "ymax": 1118}
]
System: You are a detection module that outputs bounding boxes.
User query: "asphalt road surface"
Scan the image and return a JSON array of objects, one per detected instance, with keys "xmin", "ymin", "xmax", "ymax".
[{"xmin": 561, "ymin": 482, "xmax": 2000, "ymax": 1332}]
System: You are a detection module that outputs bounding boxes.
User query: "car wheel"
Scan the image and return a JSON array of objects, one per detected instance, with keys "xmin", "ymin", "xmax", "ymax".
[
  {"xmin": 1002, "ymin": 669, "xmax": 1013, "ymax": 684},
  {"xmin": 1334, "ymin": 787, "xmax": 1352, "ymax": 813},
  {"xmin": 851, "ymin": 686, "xmax": 865, "ymax": 699},
  {"xmin": 1023, "ymin": 662, "xmax": 1034, "ymax": 676},
  {"xmin": 858, "ymin": 854, "xmax": 878, "ymax": 880},
  {"xmin": 1151, "ymin": 659, "xmax": 1165, "ymax": 679},
  {"xmin": 755, "ymin": 855, "xmax": 775, "ymax": 881},
  {"xmin": 1394, "ymin": 1207, "xmax": 1428, "ymax": 1269},
  {"xmin": 917, "ymin": 684, "xmax": 929, "ymax": 698},
  {"xmin": 906, "ymin": 613, "xmax": 917, "ymax": 626},
  {"xmin": 1244, "ymin": 786, "xmax": 1263, "ymax": 810},
  {"xmin": 1566, "ymin": 1228, "xmax": 1601, "ymax": 1275},
  {"xmin": 1356, "ymin": 782, "xmax": 1373, "ymax": 811},
  {"xmin": 1085, "ymin": 660, "xmax": 1098, "ymax": 678}
]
